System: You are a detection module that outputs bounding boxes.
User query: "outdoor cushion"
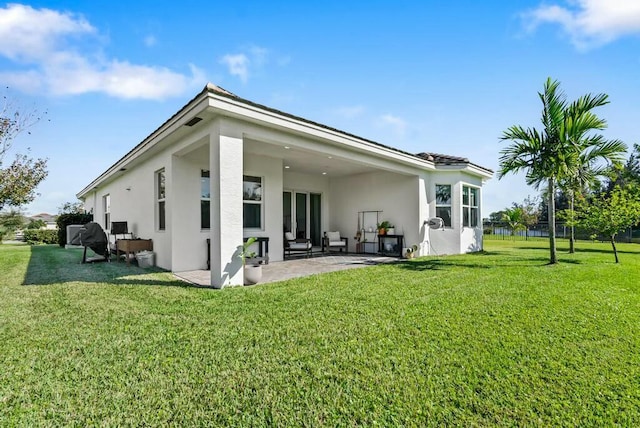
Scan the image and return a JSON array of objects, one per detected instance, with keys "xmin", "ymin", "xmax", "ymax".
[
  {"xmin": 327, "ymin": 231, "xmax": 341, "ymax": 242},
  {"xmin": 285, "ymin": 232, "xmax": 295, "ymax": 241},
  {"xmin": 289, "ymin": 241, "xmax": 311, "ymax": 250}
]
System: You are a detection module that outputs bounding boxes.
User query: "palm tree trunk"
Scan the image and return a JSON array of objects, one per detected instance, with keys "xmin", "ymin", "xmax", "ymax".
[
  {"xmin": 548, "ymin": 177, "xmax": 558, "ymax": 264},
  {"xmin": 569, "ymin": 193, "xmax": 575, "ymax": 254}
]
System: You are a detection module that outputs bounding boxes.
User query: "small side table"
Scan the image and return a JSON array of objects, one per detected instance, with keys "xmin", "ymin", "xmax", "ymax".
[
  {"xmin": 116, "ymin": 239, "xmax": 153, "ymax": 265},
  {"xmin": 378, "ymin": 234, "xmax": 404, "ymax": 257}
]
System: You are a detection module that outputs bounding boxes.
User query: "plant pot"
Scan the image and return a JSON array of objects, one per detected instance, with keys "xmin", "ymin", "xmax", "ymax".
[
  {"xmin": 387, "ymin": 228, "xmax": 395, "ymax": 235},
  {"xmin": 244, "ymin": 264, "xmax": 262, "ymax": 285},
  {"xmin": 379, "ymin": 228, "xmax": 386, "ymax": 235}
]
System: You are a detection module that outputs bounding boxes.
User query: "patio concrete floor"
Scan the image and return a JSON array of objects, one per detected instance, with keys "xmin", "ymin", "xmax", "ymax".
[{"xmin": 174, "ymin": 253, "xmax": 400, "ymax": 286}]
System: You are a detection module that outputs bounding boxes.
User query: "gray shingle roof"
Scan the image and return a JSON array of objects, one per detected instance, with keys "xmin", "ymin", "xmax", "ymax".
[{"xmin": 208, "ymin": 84, "xmax": 493, "ymax": 174}]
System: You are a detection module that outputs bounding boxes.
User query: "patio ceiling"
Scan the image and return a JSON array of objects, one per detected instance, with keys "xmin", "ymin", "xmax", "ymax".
[
  {"xmin": 179, "ymin": 135, "xmax": 418, "ymax": 178},
  {"xmin": 244, "ymin": 137, "xmax": 387, "ymax": 178}
]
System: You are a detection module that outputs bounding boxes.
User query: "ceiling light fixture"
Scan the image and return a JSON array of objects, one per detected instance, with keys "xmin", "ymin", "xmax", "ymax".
[
  {"xmin": 322, "ymin": 172, "xmax": 327, "ymax": 175},
  {"xmin": 284, "ymin": 165, "xmax": 290, "ymax": 169},
  {"xmin": 284, "ymin": 146, "xmax": 290, "ymax": 149}
]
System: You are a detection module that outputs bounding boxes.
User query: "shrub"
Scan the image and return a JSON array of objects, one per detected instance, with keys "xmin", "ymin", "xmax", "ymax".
[
  {"xmin": 56, "ymin": 213, "xmax": 93, "ymax": 247},
  {"xmin": 23, "ymin": 229, "xmax": 58, "ymax": 244}
]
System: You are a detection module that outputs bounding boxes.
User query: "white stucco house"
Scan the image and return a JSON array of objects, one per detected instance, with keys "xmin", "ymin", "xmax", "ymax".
[{"xmin": 77, "ymin": 83, "xmax": 493, "ymax": 287}]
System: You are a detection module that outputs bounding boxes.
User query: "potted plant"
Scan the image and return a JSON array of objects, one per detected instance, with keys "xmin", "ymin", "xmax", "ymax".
[
  {"xmin": 238, "ymin": 237, "xmax": 262, "ymax": 285},
  {"xmin": 405, "ymin": 244, "xmax": 418, "ymax": 259},
  {"xmin": 377, "ymin": 220, "xmax": 392, "ymax": 235}
]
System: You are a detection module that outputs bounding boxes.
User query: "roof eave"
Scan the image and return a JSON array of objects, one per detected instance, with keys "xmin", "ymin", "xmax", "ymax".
[{"xmin": 77, "ymin": 86, "xmax": 213, "ymax": 198}]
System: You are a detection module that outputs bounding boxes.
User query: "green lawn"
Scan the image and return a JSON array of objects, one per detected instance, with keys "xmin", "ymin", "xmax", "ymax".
[{"xmin": 1, "ymin": 241, "xmax": 639, "ymax": 426}]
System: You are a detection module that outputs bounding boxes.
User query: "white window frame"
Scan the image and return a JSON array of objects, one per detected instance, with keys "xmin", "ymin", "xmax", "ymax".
[
  {"xmin": 243, "ymin": 175, "xmax": 264, "ymax": 230},
  {"xmin": 201, "ymin": 169, "xmax": 210, "ymax": 230},
  {"xmin": 435, "ymin": 184, "xmax": 452, "ymax": 227},
  {"xmin": 156, "ymin": 169, "xmax": 166, "ymax": 231},
  {"xmin": 103, "ymin": 194, "xmax": 110, "ymax": 231},
  {"xmin": 462, "ymin": 185, "xmax": 480, "ymax": 228}
]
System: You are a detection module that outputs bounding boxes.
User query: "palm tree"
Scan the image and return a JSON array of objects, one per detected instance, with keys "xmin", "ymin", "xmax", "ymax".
[
  {"xmin": 561, "ymin": 138, "xmax": 626, "ymax": 253},
  {"xmin": 499, "ymin": 77, "xmax": 626, "ymax": 264},
  {"xmin": 501, "ymin": 206, "xmax": 526, "ymax": 236}
]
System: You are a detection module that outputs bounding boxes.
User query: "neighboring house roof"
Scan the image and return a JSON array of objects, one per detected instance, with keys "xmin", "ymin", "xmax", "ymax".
[
  {"xmin": 77, "ymin": 83, "xmax": 492, "ymax": 198},
  {"xmin": 29, "ymin": 213, "xmax": 57, "ymax": 223},
  {"xmin": 415, "ymin": 152, "xmax": 491, "ymax": 172}
]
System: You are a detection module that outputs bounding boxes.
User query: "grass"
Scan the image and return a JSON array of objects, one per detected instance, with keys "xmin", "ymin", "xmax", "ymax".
[{"xmin": 1, "ymin": 241, "xmax": 640, "ymax": 425}]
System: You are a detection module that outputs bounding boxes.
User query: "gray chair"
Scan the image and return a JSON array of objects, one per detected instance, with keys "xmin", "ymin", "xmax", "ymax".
[
  {"xmin": 284, "ymin": 232, "xmax": 312, "ymax": 259},
  {"xmin": 323, "ymin": 231, "xmax": 348, "ymax": 253}
]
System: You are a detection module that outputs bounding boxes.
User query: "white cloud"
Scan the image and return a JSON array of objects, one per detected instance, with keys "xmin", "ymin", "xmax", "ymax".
[
  {"xmin": 219, "ymin": 53, "xmax": 250, "ymax": 83},
  {"xmin": 219, "ymin": 45, "xmax": 276, "ymax": 83},
  {"xmin": 523, "ymin": 0, "xmax": 640, "ymax": 49},
  {"xmin": 379, "ymin": 113, "xmax": 407, "ymax": 136},
  {"xmin": 0, "ymin": 4, "xmax": 203, "ymax": 100}
]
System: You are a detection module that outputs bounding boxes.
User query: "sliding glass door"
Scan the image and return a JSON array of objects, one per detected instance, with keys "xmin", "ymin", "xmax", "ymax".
[{"xmin": 283, "ymin": 191, "xmax": 322, "ymax": 245}]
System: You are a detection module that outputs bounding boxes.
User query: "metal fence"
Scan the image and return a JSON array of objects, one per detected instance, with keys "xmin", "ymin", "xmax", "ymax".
[{"xmin": 483, "ymin": 222, "xmax": 640, "ymax": 243}]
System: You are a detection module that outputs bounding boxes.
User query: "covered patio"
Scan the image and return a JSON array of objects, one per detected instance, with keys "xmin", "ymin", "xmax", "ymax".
[{"xmin": 174, "ymin": 253, "xmax": 399, "ymax": 286}]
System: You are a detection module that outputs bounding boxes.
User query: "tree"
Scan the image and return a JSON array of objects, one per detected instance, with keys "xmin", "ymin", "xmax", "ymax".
[
  {"xmin": 519, "ymin": 195, "xmax": 541, "ymax": 240},
  {"xmin": 58, "ymin": 200, "xmax": 85, "ymax": 215},
  {"xmin": 26, "ymin": 218, "xmax": 46, "ymax": 229},
  {"xmin": 0, "ymin": 208, "xmax": 25, "ymax": 243},
  {"xmin": 499, "ymin": 77, "xmax": 626, "ymax": 264},
  {"xmin": 487, "ymin": 210, "xmax": 507, "ymax": 223},
  {"xmin": 502, "ymin": 206, "xmax": 526, "ymax": 236},
  {"xmin": 576, "ymin": 185, "xmax": 640, "ymax": 263},
  {"xmin": 0, "ymin": 91, "xmax": 49, "ymax": 210},
  {"xmin": 560, "ymin": 139, "xmax": 626, "ymax": 253},
  {"xmin": 605, "ymin": 143, "xmax": 640, "ymax": 191}
]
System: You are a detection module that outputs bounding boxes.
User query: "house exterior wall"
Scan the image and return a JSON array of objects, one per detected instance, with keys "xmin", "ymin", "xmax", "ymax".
[
  {"xmin": 170, "ymin": 153, "xmax": 210, "ymax": 272},
  {"xmin": 329, "ymin": 171, "xmax": 421, "ymax": 253},
  {"xmin": 81, "ymin": 126, "xmax": 216, "ymax": 271},
  {"xmin": 244, "ymin": 153, "xmax": 284, "ymax": 262},
  {"xmin": 426, "ymin": 170, "xmax": 485, "ymax": 255},
  {"xmin": 78, "ymin": 87, "xmax": 492, "ymax": 285}
]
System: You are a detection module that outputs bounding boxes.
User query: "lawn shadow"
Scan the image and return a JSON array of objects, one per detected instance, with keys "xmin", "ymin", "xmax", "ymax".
[
  {"xmin": 23, "ymin": 245, "xmax": 192, "ymax": 288},
  {"xmin": 514, "ymin": 244, "xmax": 639, "ymax": 257},
  {"xmin": 397, "ymin": 249, "xmax": 581, "ymax": 272}
]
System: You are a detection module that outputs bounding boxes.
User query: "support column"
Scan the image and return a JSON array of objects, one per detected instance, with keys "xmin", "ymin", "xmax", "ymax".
[
  {"xmin": 170, "ymin": 154, "xmax": 197, "ymax": 271},
  {"xmin": 209, "ymin": 130, "xmax": 244, "ymax": 287}
]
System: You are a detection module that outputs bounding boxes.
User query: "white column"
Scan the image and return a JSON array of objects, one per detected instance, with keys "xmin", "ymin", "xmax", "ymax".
[{"xmin": 209, "ymin": 131, "xmax": 244, "ymax": 287}]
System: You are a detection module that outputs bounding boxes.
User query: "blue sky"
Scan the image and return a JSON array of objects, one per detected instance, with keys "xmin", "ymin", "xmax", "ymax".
[{"xmin": 1, "ymin": 0, "xmax": 639, "ymax": 216}]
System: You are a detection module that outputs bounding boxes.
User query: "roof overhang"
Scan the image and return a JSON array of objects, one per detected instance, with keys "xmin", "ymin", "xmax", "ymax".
[{"xmin": 77, "ymin": 83, "xmax": 492, "ymax": 198}]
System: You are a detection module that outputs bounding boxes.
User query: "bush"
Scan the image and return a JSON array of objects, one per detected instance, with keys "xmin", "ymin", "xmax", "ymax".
[
  {"xmin": 23, "ymin": 229, "xmax": 58, "ymax": 244},
  {"xmin": 56, "ymin": 213, "xmax": 93, "ymax": 247}
]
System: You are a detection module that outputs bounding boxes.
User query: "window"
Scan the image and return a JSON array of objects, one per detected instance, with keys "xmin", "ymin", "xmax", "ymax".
[
  {"xmin": 435, "ymin": 184, "xmax": 452, "ymax": 227},
  {"xmin": 103, "ymin": 194, "xmax": 110, "ymax": 230},
  {"xmin": 243, "ymin": 175, "xmax": 262, "ymax": 229},
  {"xmin": 463, "ymin": 186, "xmax": 479, "ymax": 227},
  {"xmin": 156, "ymin": 169, "xmax": 166, "ymax": 230},
  {"xmin": 201, "ymin": 170, "xmax": 210, "ymax": 229}
]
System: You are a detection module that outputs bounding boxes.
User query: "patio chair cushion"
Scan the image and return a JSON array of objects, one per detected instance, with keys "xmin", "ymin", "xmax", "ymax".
[
  {"xmin": 289, "ymin": 241, "xmax": 312, "ymax": 250},
  {"xmin": 326, "ymin": 231, "xmax": 345, "ymax": 247},
  {"xmin": 327, "ymin": 231, "xmax": 341, "ymax": 242},
  {"xmin": 285, "ymin": 232, "xmax": 295, "ymax": 241}
]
